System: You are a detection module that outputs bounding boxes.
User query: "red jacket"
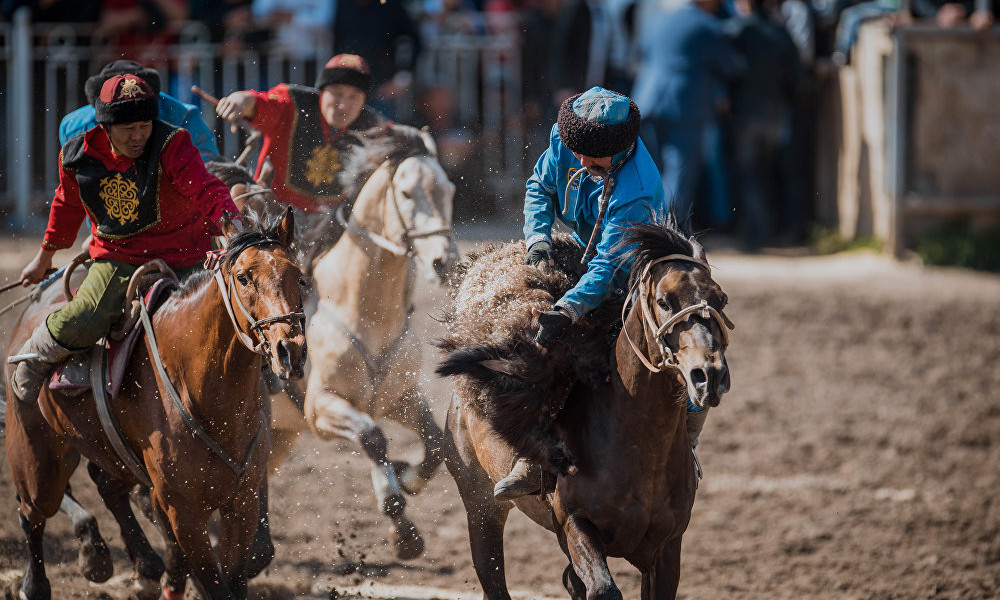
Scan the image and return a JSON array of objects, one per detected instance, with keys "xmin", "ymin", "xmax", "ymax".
[
  {"xmin": 43, "ymin": 123, "xmax": 237, "ymax": 269},
  {"xmin": 249, "ymin": 83, "xmax": 385, "ymax": 212}
]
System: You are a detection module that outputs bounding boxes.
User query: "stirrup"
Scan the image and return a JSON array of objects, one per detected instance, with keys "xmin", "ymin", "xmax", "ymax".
[{"xmin": 691, "ymin": 446, "xmax": 703, "ymax": 483}]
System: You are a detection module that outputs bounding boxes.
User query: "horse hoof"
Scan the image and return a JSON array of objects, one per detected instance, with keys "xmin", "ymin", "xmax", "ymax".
[
  {"xmin": 78, "ymin": 538, "xmax": 113, "ymax": 583},
  {"xmin": 392, "ymin": 517, "xmax": 424, "ymax": 560},
  {"xmin": 132, "ymin": 574, "xmax": 161, "ymax": 600},
  {"xmin": 381, "ymin": 493, "xmax": 407, "ymax": 518},
  {"xmin": 392, "ymin": 461, "xmax": 428, "ymax": 495}
]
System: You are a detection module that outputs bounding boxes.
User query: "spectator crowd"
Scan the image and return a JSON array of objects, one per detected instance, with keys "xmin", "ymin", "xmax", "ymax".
[{"xmin": 1, "ymin": 0, "xmax": 995, "ymax": 248}]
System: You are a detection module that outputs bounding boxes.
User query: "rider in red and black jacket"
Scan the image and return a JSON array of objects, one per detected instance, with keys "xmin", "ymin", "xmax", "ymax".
[{"xmin": 215, "ymin": 54, "xmax": 389, "ymax": 213}]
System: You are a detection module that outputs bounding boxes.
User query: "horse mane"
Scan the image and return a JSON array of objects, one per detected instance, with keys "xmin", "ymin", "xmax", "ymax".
[
  {"xmin": 205, "ymin": 161, "xmax": 255, "ymax": 189},
  {"xmin": 617, "ymin": 213, "xmax": 695, "ymax": 290},
  {"xmin": 173, "ymin": 210, "xmax": 291, "ymax": 299},
  {"xmin": 337, "ymin": 124, "xmax": 430, "ymax": 198}
]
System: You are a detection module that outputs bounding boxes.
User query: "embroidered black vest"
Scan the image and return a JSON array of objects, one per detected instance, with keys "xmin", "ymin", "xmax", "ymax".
[
  {"xmin": 62, "ymin": 120, "xmax": 179, "ymax": 240},
  {"xmin": 284, "ymin": 85, "xmax": 381, "ymax": 201}
]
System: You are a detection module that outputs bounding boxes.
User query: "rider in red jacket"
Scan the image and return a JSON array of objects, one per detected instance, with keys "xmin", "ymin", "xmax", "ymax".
[{"xmin": 11, "ymin": 74, "xmax": 239, "ymax": 405}]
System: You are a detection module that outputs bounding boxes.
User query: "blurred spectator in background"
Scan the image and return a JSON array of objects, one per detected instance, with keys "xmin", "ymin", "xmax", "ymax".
[
  {"xmin": 912, "ymin": 0, "xmax": 994, "ymax": 28},
  {"xmin": 332, "ymin": 0, "xmax": 422, "ymax": 119},
  {"xmin": 632, "ymin": 0, "xmax": 740, "ymax": 227},
  {"xmin": 190, "ymin": 0, "xmax": 252, "ymax": 47},
  {"xmin": 830, "ymin": 0, "xmax": 898, "ymax": 65},
  {"xmin": 252, "ymin": 0, "xmax": 334, "ymax": 60},
  {"xmin": 725, "ymin": 0, "xmax": 799, "ymax": 248},
  {"xmin": 94, "ymin": 0, "xmax": 188, "ymax": 65},
  {"xmin": 549, "ymin": 0, "xmax": 622, "ymax": 109},
  {"xmin": 59, "ymin": 59, "xmax": 220, "ymax": 161},
  {"xmin": 1, "ymin": 0, "xmax": 101, "ymax": 21}
]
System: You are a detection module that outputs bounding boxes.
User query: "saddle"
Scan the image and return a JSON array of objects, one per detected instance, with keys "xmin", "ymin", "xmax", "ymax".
[{"xmin": 48, "ymin": 276, "xmax": 177, "ymax": 397}]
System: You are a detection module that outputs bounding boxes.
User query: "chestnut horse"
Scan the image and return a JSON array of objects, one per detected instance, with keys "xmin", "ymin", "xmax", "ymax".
[
  {"xmin": 438, "ymin": 219, "xmax": 733, "ymax": 599},
  {"xmin": 3, "ymin": 211, "xmax": 306, "ymax": 600}
]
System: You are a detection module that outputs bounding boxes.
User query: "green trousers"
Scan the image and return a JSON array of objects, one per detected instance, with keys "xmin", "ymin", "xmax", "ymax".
[{"xmin": 46, "ymin": 259, "xmax": 202, "ymax": 350}]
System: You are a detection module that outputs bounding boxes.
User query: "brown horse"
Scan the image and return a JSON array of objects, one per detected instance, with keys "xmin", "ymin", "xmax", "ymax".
[
  {"xmin": 3, "ymin": 211, "xmax": 306, "ymax": 600},
  {"xmin": 437, "ymin": 219, "xmax": 733, "ymax": 600}
]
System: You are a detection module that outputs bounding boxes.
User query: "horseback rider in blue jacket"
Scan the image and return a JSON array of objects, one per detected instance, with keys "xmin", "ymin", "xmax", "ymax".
[{"xmin": 496, "ymin": 87, "xmax": 712, "ymax": 500}]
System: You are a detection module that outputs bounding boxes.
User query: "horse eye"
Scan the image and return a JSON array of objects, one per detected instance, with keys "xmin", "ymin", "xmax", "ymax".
[
  {"xmin": 656, "ymin": 298, "xmax": 669, "ymax": 310},
  {"xmin": 298, "ymin": 277, "xmax": 308, "ymax": 288},
  {"xmin": 236, "ymin": 273, "xmax": 250, "ymax": 286}
]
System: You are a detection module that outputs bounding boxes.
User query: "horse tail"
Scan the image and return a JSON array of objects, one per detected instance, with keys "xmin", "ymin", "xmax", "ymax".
[{"xmin": 436, "ymin": 336, "xmax": 577, "ymax": 475}]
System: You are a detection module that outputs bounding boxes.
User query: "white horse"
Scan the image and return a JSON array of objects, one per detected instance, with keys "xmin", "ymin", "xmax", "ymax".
[{"xmin": 268, "ymin": 127, "xmax": 458, "ymax": 559}]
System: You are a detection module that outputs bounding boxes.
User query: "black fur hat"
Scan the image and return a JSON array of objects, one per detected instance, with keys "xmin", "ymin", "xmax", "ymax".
[
  {"xmin": 85, "ymin": 60, "xmax": 161, "ymax": 105},
  {"xmin": 315, "ymin": 54, "xmax": 371, "ymax": 96},
  {"xmin": 94, "ymin": 74, "xmax": 158, "ymax": 124},
  {"xmin": 557, "ymin": 87, "xmax": 641, "ymax": 158}
]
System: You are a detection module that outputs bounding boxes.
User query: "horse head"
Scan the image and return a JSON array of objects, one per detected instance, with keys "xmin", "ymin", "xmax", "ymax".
[
  {"xmin": 623, "ymin": 220, "xmax": 734, "ymax": 409},
  {"xmin": 220, "ymin": 207, "xmax": 308, "ymax": 380},
  {"xmin": 390, "ymin": 149, "xmax": 458, "ymax": 284}
]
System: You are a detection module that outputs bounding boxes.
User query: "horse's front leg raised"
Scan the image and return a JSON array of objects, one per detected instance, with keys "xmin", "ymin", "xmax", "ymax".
[
  {"xmin": 311, "ymin": 388, "xmax": 424, "ymax": 560},
  {"xmin": 87, "ymin": 462, "xmax": 164, "ymax": 599},
  {"xmin": 386, "ymin": 385, "xmax": 444, "ymax": 495},
  {"xmin": 556, "ymin": 514, "xmax": 621, "ymax": 600}
]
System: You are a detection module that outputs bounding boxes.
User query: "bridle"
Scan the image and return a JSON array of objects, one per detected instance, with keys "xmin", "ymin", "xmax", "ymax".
[
  {"xmin": 210, "ymin": 238, "xmax": 306, "ymax": 356},
  {"xmin": 335, "ymin": 158, "xmax": 453, "ymax": 258},
  {"xmin": 623, "ymin": 254, "xmax": 734, "ymax": 373}
]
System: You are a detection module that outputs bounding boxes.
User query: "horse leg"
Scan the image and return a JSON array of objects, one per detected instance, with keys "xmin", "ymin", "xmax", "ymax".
[
  {"xmin": 158, "ymin": 502, "xmax": 231, "ymax": 600},
  {"xmin": 150, "ymin": 501, "xmax": 191, "ymax": 600},
  {"xmin": 59, "ymin": 482, "xmax": 114, "ymax": 583},
  {"xmin": 312, "ymin": 391, "xmax": 424, "ymax": 560},
  {"xmin": 86, "ymin": 462, "xmax": 164, "ymax": 599},
  {"xmin": 386, "ymin": 386, "xmax": 444, "ymax": 496},
  {"xmin": 18, "ymin": 513, "xmax": 51, "ymax": 600},
  {"xmin": 217, "ymin": 486, "xmax": 262, "ymax": 599},
  {"xmin": 562, "ymin": 564, "xmax": 588, "ymax": 600},
  {"xmin": 443, "ymin": 399, "xmax": 513, "ymax": 600},
  {"xmin": 244, "ymin": 479, "xmax": 275, "ymax": 579},
  {"xmin": 640, "ymin": 537, "xmax": 682, "ymax": 600},
  {"xmin": 555, "ymin": 515, "xmax": 621, "ymax": 600}
]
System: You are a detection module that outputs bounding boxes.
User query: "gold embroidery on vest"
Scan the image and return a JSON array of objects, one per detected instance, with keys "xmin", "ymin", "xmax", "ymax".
[
  {"xmin": 568, "ymin": 167, "xmax": 582, "ymax": 191},
  {"xmin": 99, "ymin": 173, "xmax": 140, "ymax": 225},
  {"xmin": 119, "ymin": 77, "xmax": 142, "ymax": 99},
  {"xmin": 305, "ymin": 143, "xmax": 340, "ymax": 187}
]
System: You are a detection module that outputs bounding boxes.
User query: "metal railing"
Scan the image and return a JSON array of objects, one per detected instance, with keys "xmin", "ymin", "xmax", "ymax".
[{"xmin": 0, "ymin": 8, "xmax": 527, "ymax": 229}]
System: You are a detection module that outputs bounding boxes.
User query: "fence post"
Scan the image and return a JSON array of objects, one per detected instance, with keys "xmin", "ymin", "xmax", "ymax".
[{"xmin": 7, "ymin": 6, "xmax": 36, "ymax": 230}]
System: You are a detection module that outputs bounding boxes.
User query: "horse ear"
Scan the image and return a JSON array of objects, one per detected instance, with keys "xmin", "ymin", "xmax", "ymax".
[
  {"xmin": 689, "ymin": 236, "xmax": 707, "ymax": 263},
  {"xmin": 419, "ymin": 127, "xmax": 439, "ymax": 159},
  {"xmin": 277, "ymin": 205, "xmax": 295, "ymax": 248},
  {"xmin": 257, "ymin": 156, "xmax": 275, "ymax": 188}
]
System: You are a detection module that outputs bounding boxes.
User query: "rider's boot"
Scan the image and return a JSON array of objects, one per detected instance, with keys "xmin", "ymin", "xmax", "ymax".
[
  {"xmin": 9, "ymin": 323, "xmax": 75, "ymax": 404},
  {"xmin": 687, "ymin": 406, "xmax": 710, "ymax": 480},
  {"xmin": 493, "ymin": 456, "xmax": 542, "ymax": 501}
]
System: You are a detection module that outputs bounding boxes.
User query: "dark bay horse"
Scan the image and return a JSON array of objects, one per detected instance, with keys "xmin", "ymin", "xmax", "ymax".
[
  {"xmin": 3, "ymin": 211, "xmax": 306, "ymax": 600},
  {"xmin": 438, "ymin": 219, "xmax": 733, "ymax": 599}
]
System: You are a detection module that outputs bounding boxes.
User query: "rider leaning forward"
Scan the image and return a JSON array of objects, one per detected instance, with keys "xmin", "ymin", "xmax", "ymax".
[
  {"xmin": 215, "ymin": 53, "xmax": 387, "ymax": 213},
  {"xmin": 494, "ymin": 86, "xmax": 713, "ymax": 500},
  {"xmin": 11, "ymin": 74, "xmax": 241, "ymax": 405}
]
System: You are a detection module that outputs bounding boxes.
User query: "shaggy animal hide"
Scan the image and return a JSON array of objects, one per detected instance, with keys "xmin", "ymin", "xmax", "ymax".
[{"xmin": 436, "ymin": 235, "xmax": 623, "ymax": 475}]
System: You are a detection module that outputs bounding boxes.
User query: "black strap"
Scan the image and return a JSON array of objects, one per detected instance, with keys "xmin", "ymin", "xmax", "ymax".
[{"xmin": 139, "ymin": 297, "xmax": 265, "ymax": 485}]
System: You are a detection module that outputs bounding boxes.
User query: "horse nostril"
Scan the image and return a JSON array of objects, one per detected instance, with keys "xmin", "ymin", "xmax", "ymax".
[
  {"xmin": 432, "ymin": 257, "xmax": 447, "ymax": 279},
  {"xmin": 691, "ymin": 368, "xmax": 708, "ymax": 390},
  {"xmin": 277, "ymin": 340, "xmax": 291, "ymax": 372}
]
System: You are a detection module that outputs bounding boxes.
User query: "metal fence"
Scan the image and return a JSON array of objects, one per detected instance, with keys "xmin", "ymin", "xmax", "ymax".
[{"xmin": 0, "ymin": 7, "xmax": 527, "ymax": 229}]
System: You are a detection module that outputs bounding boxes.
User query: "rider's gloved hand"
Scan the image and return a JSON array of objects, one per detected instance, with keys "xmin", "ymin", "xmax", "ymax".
[
  {"xmin": 533, "ymin": 307, "xmax": 571, "ymax": 351},
  {"xmin": 524, "ymin": 241, "xmax": 553, "ymax": 269}
]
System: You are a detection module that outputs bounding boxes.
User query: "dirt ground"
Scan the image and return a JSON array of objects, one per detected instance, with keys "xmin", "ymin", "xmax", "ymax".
[{"xmin": 0, "ymin": 224, "xmax": 997, "ymax": 600}]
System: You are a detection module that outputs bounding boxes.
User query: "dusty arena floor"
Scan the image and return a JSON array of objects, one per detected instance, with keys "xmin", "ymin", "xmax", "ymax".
[{"xmin": 0, "ymin": 225, "xmax": 997, "ymax": 600}]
